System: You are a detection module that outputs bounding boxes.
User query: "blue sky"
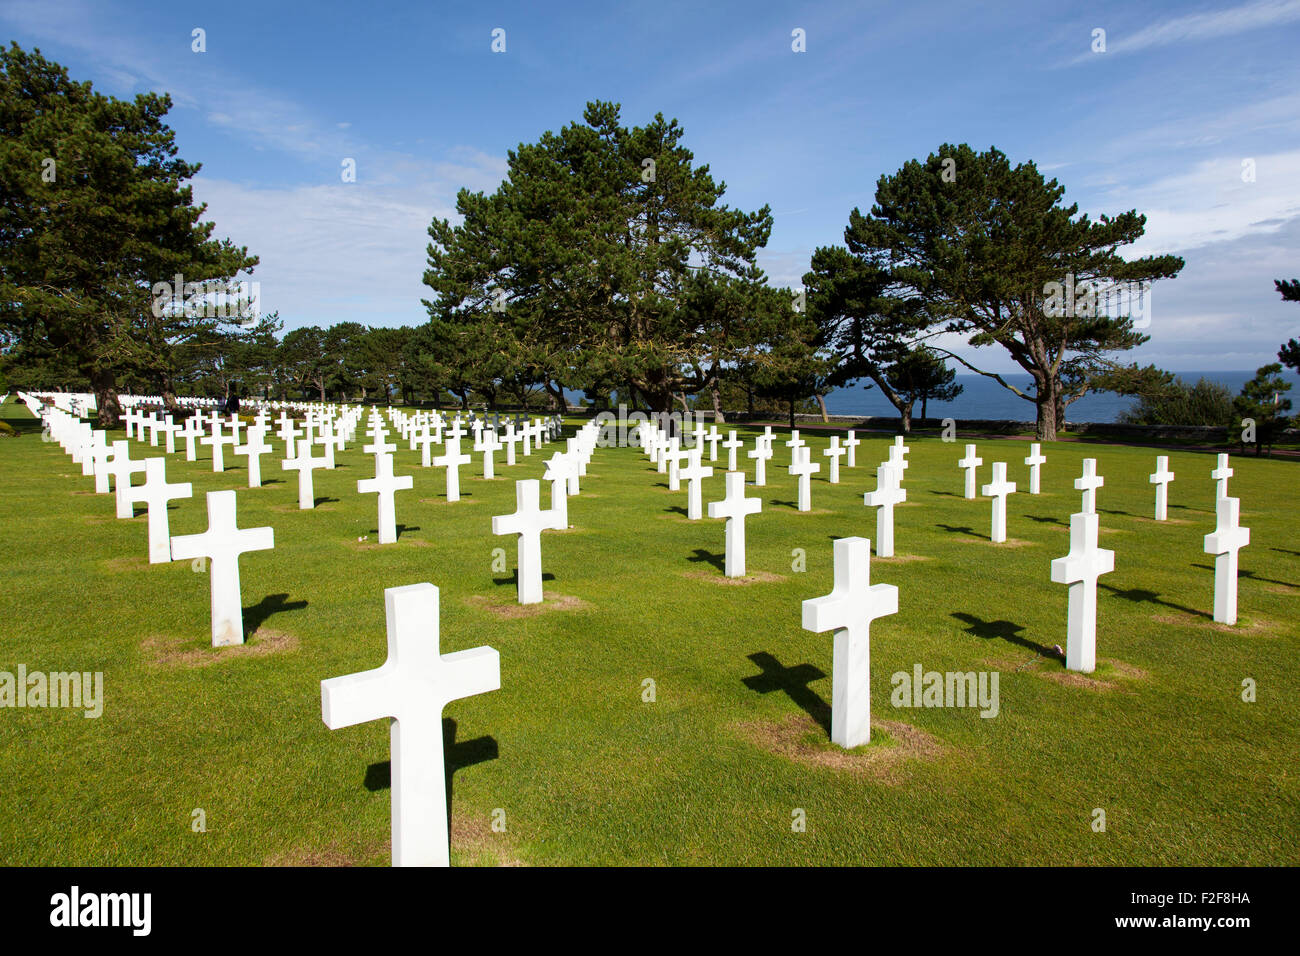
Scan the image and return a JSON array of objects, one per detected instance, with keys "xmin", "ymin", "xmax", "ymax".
[{"xmin": 3, "ymin": 0, "xmax": 1299, "ymax": 373}]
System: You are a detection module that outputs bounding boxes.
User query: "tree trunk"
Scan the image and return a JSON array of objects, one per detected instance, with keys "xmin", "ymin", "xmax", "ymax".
[
  {"xmin": 815, "ymin": 394, "xmax": 829, "ymax": 423},
  {"xmin": 162, "ymin": 375, "xmax": 181, "ymax": 413},
  {"xmin": 675, "ymin": 392, "xmax": 691, "ymax": 416},
  {"xmin": 711, "ymin": 380, "xmax": 724, "ymax": 424},
  {"xmin": 90, "ymin": 368, "xmax": 123, "ymax": 429},
  {"xmin": 900, "ymin": 404, "xmax": 913, "ymax": 434},
  {"xmin": 1035, "ymin": 376, "xmax": 1058, "ymax": 441},
  {"xmin": 788, "ymin": 397, "xmax": 796, "ymax": 430},
  {"xmin": 921, "ymin": 394, "xmax": 928, "ymax": 420}
]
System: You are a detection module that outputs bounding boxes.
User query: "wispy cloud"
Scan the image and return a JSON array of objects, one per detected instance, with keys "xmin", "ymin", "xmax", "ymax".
[{"xmin": 1071, "ymin": 0, "xmax": 1300, "ymax": 63}]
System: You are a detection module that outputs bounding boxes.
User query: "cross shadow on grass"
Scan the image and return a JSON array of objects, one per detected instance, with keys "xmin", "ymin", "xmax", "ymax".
[
  {"xmin": 243, "ymin": 592, "xmax": 308, "ymax": 633},
  {"xmin": 929, "ymin": 490, "xmax": 962, "ymax": 498},
  {"xmin": 665, "ymin": 505, "xmax": 688, "ymax": 516},
  {"xmin": 1272, "ymin": 547, "xmax": 1300, "ymax": 558},
  {"xmin": 770, "ymin": 500, "xmax": 799, "ymax": 510},
  {"xmin": 492, "ymin": 571, "xmax": 556, "ymax": 587},
  {"xmin": 1191, "ymin": 563, "xmax": 1298, "ymax": 590},
  {"xmin": 364, "ymin": 718, "xmax": 499, "ymax": 832},
  {"xmin": 936, "ymin": 523, "xmax": 983, "ymax": 539},
  {"xmin": 1026, "ymin": 514, "xmax": 1068, "ymax": 527},
  {"xmin": 314, "ymin": 496, "xmax": 340, "ymax": 507},
  {"xmin": 688, "ymin": 549, "xmax": 726, "ymax": 573},
  {"xmin": 742, "ymin": 651, "xmax": 830, "ymax": 734},
  {"xmin": 951, "ymin": 612, "xmax": 1053, "ymax": 656},
  {"xmin": 1099, "ymin": 583, "xmax": 1210, "ymax": 619}
]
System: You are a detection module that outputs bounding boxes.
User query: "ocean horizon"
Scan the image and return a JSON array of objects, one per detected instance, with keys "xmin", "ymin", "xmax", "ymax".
[{"xmin": 818, "ymin": 370, "xmax": 1300, "ymax": 424}]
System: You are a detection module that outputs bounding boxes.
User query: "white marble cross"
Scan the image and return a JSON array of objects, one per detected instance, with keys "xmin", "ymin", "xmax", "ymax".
[
  {"xmin": 108, "ymin": 441, "xmax": 148, "ymax": 519},
  {"xmin": 958, "ymin": 444, "xmax": 983, "ymax": 500},
  {"xmin": 502, "ymin": 423, "xmax": 520, "ymax": 467},
  {"xmin": 801, "ymin": 536, "xmax": 898, "ymax": 748},
  {"xmin": 748, "ymin": 436, "xmax": 773, "ymax": 487},
  {"xmin": 680, "ymin": 447, "xmax": 715, "ymax": 520},
  {"xmin": 433, "ymin": 436, "xmax": 472, "ymax": 502},
  {"xmin": 785, "ymin": 430, "xmax": 804, "ymax": 454},
  {"xmin": 844, "ymin": 431, "xmax": 861, "ymax": 468},
  {"xmin": 542, "ymin": 452, "xmax": 577, "ymax": 528},
  {"xmin": 316, "ymin": 421, "xmax": 337, "ymax": 469},
  {"xmin": 887, "ymin": 442, "xmax": 908, "ymax": 475},
  {"xmin": 788, "ymin": 445, "xmax": 820, "ymax": 512},
  {"xmin": 321, "ymin": 583, "xmax": 499, "ymax": 867},
  {"xmin": 414, "ymin": 424, "xmax": 439, "ymax": 469},
  {"xmin": 1204, "ymin": 495, "xmax": 1250, "ymax": 624},
  {"xmin": 981, "ymin": 461, "xmax": 1017, "ymax": 543},
  {"xmin": 90, "ymin": 431, "xmax": 112, "ymax": 494},
  {"xmin": 492, "ymin": 479, "xmax": 557, "ymax": 604},
  {"xmin": 181, "ymin": 415, "xmax": 203, "ymax": 462},
  {"xmin": 1050, "ymin": 511, "xmax": 1115, "ymax": 673},
  {"xmin": 169, "ymin": 490, "xmax": 274, "ymax": 647},
  {"xmin": 125, "ymin": 456, "xmax": 192, "ymax": 563},
  {"xmin": 1212, "ymin": 453, "xmax": 1233, "ymax": 500},
  {"xmin": 364, "ymin": 435, "xmax": 397, "ymax": 463},
  {"xmin": 863, "ymin": 463, "xmax": 906, "ymax": 557},
  {"xmin": 236, "ymin": 426, "xmax": 273, "ymax": 488},
  {"xmin": 1150, "ymin": 455, "xmax": 1175, "ymax": 521},
  {"xmin": 1024, "ymin": 442, "xmax": 1047, "ymax": 495},
  {"xmin": 282, "ymin": 446, "xmax": 328, "ymax": 509},
  {"xmin": 708, "ymin": 471, "xmax": 762, "ymax": 577},
  {"xmin": 563, "ymin": 438, "xmax": 582, "ymax": 495},
  {"xmin": 201, "ymin": 420, "xmax": 237, "ymax": 473},
  {"xmin": 1075, "ymin": 458, "xmax": 1104, "ymax": 514},
  {"xmin": 476, "ymin": 429, "xmax": 501, "ymax": 479},
  {"xmin": 705, "ymin": 426, "xmax": 721, "ymax": 462},
  {"xmin": 358, "ymin": 453, "xmax": 414, "ymax": 544},
  {"xmin": 893, "ymin": 435, "xmax": 910, "ymax": 470},
  {"xmin": 722, "ymin": 430, "xmax": 743, "ymax": 472},
  {"xmin": 157, "ymin": 415, "xmax": 179, "ymax": 455},
  {"xmin": 277, "ymin": 417, "xmax": 302, "ymax": 460},
  {"xmin": 665, "ymin": 438, "xmax": 691, "ymax": 492},
  {"xmin": 823, "ymin": 436, "xmax": 846, "ymax": 484}
]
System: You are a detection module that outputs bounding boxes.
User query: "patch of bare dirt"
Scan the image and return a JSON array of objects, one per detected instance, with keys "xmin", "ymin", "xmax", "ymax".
[
  {"xmin": 420, "ymin": 497, "xmax": 482, "ymax": 506},
  {"xmin": 100, "ymin": 555, "xmax": 148, "ymax": 573},
  {"xmin": 269, "ymin": 814, "xmax": 525, "ymax": 866},
  {"xmin": 143, "ymin": 628, "xmax": 299, "ymax": 668},
  {"xmin": 450, "ymin": 812, "xmax": 526, "ymax": 867},
  {"xmin": 735, "ymin": 713, "xmax": 944, "ymax": 784},
  {"xmin": 955, "ymin": 536, "xmax": 1034, "ymax": 547},
  {"xmin": 349, "ymin": 536, "xmax": 432, "ymax": 550},
  {"xmin": 464, "ymin": 592, "xmax": 589, "ymax": 619},
  {"xmin": 266, "ymin": 839, "xmax": 389, "ymax": 867},
  {"xmin": 683, "ymin": 569, "xmax": 785, "ymax": 585},
  {"xmin": 982, "ymin": 654, "xmax": 1146, "ymax": 692},
  {"xmin": 873, "ymin": 553, "xmax": 929, "ymax": 563},
  {"xmin": 1152, "ymin": 612, "xmax": 1279, "ymax": 635}
]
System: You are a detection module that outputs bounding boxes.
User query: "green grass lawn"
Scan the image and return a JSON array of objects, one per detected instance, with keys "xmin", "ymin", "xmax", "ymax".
[{"xmin": 1, "ymin": 395, "xmax": 1297, "ymax": 866}]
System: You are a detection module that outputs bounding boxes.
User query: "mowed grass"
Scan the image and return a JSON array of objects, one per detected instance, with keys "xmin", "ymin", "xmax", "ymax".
[{"xmin": 0, "ymin": 395, "xmax": 1297, "ymax": 866}]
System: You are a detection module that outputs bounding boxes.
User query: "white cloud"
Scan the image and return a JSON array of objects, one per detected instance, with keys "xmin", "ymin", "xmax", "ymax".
[
  {"xmin": 1109, "ymin": 0, "xmax": 1300, "ymax": 56},
  {"xmin": 1096, "ymin": 150, "xmax": 1300, "ymax": 257},
  {"xmin": 190, "ymin": 178, "xmax": 460, "ymax": 331}
]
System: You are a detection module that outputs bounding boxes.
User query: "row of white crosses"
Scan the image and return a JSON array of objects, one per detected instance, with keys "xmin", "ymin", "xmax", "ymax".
[
  {"xmin": 44, "ymin": 401, "xmax": 277, "ymax": 648},
  {"xmin": 1204, "ymin": 454, "xmax": 1249, "ymax": 625},
  {"xmin": 958, "ymin": 442, "xmax": 1046, "ymax": 501},
  {"xmin": 489, "ymin": 422, "xmax": 599, "ymax": 604}
]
